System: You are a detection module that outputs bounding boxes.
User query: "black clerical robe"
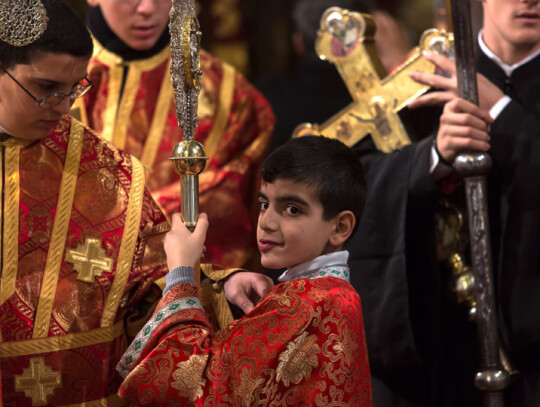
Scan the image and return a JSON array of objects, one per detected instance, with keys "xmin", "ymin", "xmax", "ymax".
[{"xmin": 348, "ymin": 47, "xmax": 540, "ymax": 406}]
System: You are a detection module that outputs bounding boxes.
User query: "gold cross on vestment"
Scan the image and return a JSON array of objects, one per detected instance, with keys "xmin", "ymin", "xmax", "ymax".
[
  {"xmin": 66, "ymin": 237, "xmax": 113, "ymax": 283},
  {"xmin": 14, "ymin": 357, "xmax": 62, "ymax": 406},
  {"xmin": 293, "ymin": 8, "xmax": 453, "ymax": 152}
]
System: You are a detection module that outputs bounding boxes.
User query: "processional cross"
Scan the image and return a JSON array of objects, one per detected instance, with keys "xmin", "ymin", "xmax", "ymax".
[{"xmin": 293, "ymin": 8, "xmax": 453, "ymax": 151}]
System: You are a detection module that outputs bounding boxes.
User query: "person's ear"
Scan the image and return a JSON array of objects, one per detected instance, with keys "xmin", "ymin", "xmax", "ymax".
[
  {"xmin": 328, "ymin": 210, "xmax": 356, "ymax": 247},
  {"xmin": 87, "ymin": 0, "xmax": 100, "ymax": 7}
]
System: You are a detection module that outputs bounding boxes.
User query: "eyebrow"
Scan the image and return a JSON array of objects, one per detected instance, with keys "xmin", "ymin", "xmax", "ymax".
[
  {"xmin": 258, "ymin": 192, "xmax": 309, "ymax": 207},
  {"xmin": 34, "ymin": 74, "xmax": 88, "ymax": 86}
]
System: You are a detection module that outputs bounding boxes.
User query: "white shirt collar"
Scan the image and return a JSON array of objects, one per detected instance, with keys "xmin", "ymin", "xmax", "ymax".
[
  {"xmin": 278, "ymin": 250, "xmax": 349, "ymax": 282},
  {"xmin": 478, "ymin": 29, "xmax": 540, "ymax": 77}
]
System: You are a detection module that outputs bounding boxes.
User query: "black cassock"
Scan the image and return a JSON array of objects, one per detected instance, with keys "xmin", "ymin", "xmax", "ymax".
[{"xmin": 347, "ymin": 46, "xmax": 540, "ymax": 407}]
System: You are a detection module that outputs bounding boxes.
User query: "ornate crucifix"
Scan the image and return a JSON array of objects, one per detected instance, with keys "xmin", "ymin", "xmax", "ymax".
[{"xmin": 293, "ymin": 8, "xmax": 453, "ymax": 152}]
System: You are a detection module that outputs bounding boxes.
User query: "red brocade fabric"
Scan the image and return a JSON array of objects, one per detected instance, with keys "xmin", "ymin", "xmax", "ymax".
[
  {"xmin": 0, "ymin": 116, "xmax": 169, "ymax": 406},
  {"xmin": 118, "ymin": 277, "xmax": 373, "ymax": 406},
  {"xmin": 80, "ymin": 43, "xmax": 275, "ymax": 269}
]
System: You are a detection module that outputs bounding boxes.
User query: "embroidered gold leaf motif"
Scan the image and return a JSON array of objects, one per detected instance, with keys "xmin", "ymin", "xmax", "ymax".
[
  {"xmin": 276, "ymin": 332, "xmax": 320, "ymax": 386},
  {"xmin": 171, "ymin": 354, "xmax": 208, "ymax": 401},
  {"xmin": 332, "ymin": 327, "xmax": 358, "ymax": 368},
  {"xmin": 234, "ymin": 367, "xmax": 265, "ymax": 407}
]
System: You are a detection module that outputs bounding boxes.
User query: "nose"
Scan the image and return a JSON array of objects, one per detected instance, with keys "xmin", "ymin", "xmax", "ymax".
[
  {"xmin": 136, "ymin": 0, "xmax": 158, "ymax": 15},
  {"xmin": 258, "ymin": 207, "xmax": 278, "ymax": 232},
  {"xmin": 51, "ymin": 95, "xmax": 73, "ymax": 115}
]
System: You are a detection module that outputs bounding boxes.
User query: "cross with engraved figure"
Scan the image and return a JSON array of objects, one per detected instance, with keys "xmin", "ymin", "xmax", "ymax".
[
  {"xmin": 14, "ymin": 357, "xmax": 62, "ymax": 406},
  {"xmin": 293, "ymin": 7, "xmax": 453, "ymax": 152},
  {"xmin": 65, "ymin": 237, "xmax": 114, "ymax": 283}
]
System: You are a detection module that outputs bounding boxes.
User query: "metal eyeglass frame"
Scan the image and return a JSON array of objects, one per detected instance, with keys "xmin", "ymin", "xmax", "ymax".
[{"xmin": 3, "ymin": 70, "xmax": 94, "ymax": 108}]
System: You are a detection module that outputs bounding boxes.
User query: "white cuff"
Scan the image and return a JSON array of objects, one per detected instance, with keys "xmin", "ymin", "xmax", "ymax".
[{"xmin": 489, "ymin": 96, "xmax": 511, "ymax": 120}]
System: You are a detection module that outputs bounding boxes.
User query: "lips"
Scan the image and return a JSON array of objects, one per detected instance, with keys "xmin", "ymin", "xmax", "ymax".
[
  {"xmin": 258, "ymin": 239, "xmax": 282, "ymax": 252},
  {"xmin": 40, "ymin": 119, "xmax": 60, "ymax": 128},
  {"xmin": 516, "ymin": 11, "xmax": 540, "ymax": 19},
  {"xmin": 133, "ymin": 25, "xmax": 157, "ymax": 38}
]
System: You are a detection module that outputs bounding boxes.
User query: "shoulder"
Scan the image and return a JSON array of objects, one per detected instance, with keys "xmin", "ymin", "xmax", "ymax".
[{"xmin": 47, "ymin": 116, "xmax": 139, "ymax": 176}]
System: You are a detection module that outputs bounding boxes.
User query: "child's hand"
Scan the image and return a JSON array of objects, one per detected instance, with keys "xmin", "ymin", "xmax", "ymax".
[
  {"xmin": 224, "ymin": 272, "xmax": 274, "ymax": 314},
  {"xmin": 164, "ymin": 213, "xmax": 209, "ymax": 270}
]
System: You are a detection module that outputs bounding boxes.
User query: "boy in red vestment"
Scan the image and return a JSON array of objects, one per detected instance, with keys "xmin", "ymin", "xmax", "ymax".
[
  {"xmin": 117, "ymin": 136, "xmax": 373, "ymax": 406},
  {"xmin": 76, "ymin": 0, "xmax": 275, "ymax": 269}
]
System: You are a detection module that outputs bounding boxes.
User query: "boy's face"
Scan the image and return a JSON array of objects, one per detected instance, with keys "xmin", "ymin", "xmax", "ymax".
[
  {"xmin": 0, "ymin": 52, "xmax": 89, "ymax": 140},
  {"xmin": 257, "ymin": 179, "xmax": 337, "ymax": 270},
  {"xmin": 88, "ymin": 0, "xmax": 172, "ymax": 51}
]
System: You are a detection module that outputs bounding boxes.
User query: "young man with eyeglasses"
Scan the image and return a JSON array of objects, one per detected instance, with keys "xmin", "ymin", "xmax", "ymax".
[
  {"xmin": 0, "ymin": 1, "xmax": 275, "ymax": 404},
  {"xmin": 0, "ymin": 1, "xmax": 174, "ymax": 405}
]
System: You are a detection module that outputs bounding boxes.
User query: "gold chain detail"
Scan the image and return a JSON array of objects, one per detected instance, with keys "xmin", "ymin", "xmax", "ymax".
[
  {"xmin": 0, "ymin": 321, "xmax": 123, "ymax": 358},
  {"xmin": 140, "ymin": 60, "xmax": 174, "ymax": 171},
  {"xmin": 32, "ymin": 120, "xmax": 84, "ymax": 338},
  {"xmin": 204, "ymin": 61, "xmax": 235, "ymax": 158},
  {"xmin": 101, "ymin": 157, "xmax": 145, "ymax": 327},
  {"xmin": 0, "ymin": 144, "xmax": 20, "ymax": 304}
]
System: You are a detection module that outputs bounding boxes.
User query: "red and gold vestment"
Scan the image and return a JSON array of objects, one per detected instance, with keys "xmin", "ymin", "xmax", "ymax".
[
  {"xmin": 75, "ymin": 41, "xmax": 275, "ymax": 269},
  {"xmin": 0, "ymin": 116, "xmax": 169, "ymax": 406},
  {"xmin": 117, "ymin": 267, "xmax": 373, "ymax": 406}
]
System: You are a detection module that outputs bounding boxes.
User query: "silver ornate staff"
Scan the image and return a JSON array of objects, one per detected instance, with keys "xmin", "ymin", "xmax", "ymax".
[
  {"xmin": 450, "ymin": 0, "xmax": 510, "ymax": 405},
  {"xmin": 168, "ymin": 0, "xmax": 207, "ymax": 232}
]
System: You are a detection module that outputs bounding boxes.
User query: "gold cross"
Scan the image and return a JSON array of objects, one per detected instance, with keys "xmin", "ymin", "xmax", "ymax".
[
  {"xmin": 14, "ymin": 357, "xmax": 62, "ymax": 406},
  {"xmin": 293, "ymin": 8, "xmax": 453, "ymax": 152},
  {"xmin": 66, "ymin": 237, "xmax": 113, "ymax": 283}
]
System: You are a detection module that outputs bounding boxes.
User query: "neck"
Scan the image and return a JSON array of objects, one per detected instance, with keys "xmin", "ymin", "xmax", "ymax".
[
  {"xmin": 87, "ymin": 6, "xmax": 170, "ymax": 61},
  {"xmin": 482, "ymin": 28, "xmax": 540, "ymax": 66}
]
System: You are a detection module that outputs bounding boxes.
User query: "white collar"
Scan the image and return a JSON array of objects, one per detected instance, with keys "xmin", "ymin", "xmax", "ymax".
[
  {"xmin": 478, "ymin": 29, "xmax": 540, "ymax": 77},
  {"xmin": 0, "ymin": 123, "xmax": 8, "ymax": 134},
  {"xmin": 278, "ymin": 250, "xmax": 349, "ymax": 282}
]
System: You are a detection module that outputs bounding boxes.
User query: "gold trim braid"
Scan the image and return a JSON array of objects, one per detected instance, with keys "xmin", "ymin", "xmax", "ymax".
[
  {"xmin": 101, "ymin": 157, "xmax": 145, "ymax": 327},
  {"xmin": 204, "ymin": 61, "xmax": 235, "ymax": 158},
  {"xmin": 0, "ymin": 321, "xmax": 123, "ymax": 358},
  {"xmin": 102, "ymin": 65, "xmax": 123, "ymax": 143},
  {"xmin": 140, "ymin": 61, "xmax": 174, "ymax": 171},
  {"xmin": 60, "ymin": 393, "xmax": 127, "ymax": 407},
  {"xmin": 33, "ymin": 120, "xmax": 84, "ymax": 338},
  {"xmin": 0, "ymin": 144, "xmax": 20, "ymax": 304},
  {"xmin": 112, "ymin": 68, "xmax": 142, "ymax": 150}
]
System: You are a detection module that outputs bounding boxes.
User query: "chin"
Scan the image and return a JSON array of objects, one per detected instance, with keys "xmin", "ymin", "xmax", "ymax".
[{"xmin": 260, "ymin": 256, "xmax": 286, "ymax": 270}]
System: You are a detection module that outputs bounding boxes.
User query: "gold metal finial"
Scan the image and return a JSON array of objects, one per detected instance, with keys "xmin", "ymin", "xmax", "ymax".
[
  {"xmin": 0, "ymin": 0, "xmax": 49, "ymax": 47},
  {"xmin": 170, "ymin": 139, "xmax": 208, "ymax": 176}
]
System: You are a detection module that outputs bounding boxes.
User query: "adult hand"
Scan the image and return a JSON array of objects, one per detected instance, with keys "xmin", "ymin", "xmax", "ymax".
[
  {"xmin": 164, "ymin": 213, "xmax": 208, "ymax": 270},
  {"xmin": 408, "ymin": 51, "xmax": 504, "ymax": 112},
  {"xmin": 224, "ymin": 272, "xmax": 274, "ymax": 314},
  {"xmin": 436, "ymin": 98, "xmax": 493, "ymax": 163}
]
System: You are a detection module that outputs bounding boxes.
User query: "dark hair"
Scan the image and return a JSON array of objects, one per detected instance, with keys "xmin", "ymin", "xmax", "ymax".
[
  {"xmin": 293, "ymin": 0, "xmax": 374, "ymax": 49},
  {"xmin": 0, "ymin": 0, "xmax": 93, "ymax": 70},
  {"xmin": 261, "ymin": 135, "xmax": 367, "ymax": 237}
]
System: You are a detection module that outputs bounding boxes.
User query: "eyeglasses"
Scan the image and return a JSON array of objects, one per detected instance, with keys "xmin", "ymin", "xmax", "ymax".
[{"xmin": 3, "ymin": 70, "xmax": 94, "ymax": 108}]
